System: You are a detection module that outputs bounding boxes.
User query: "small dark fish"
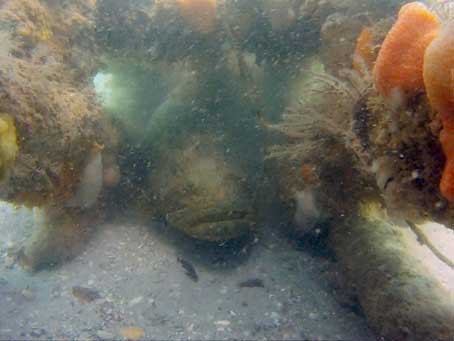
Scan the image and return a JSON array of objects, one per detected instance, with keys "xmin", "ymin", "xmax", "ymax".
[
  {"xmin": 238, "ymin": 278, "xmax": 265, "ymax": 288},
  {"xmin": 177, "ymin": 258, "xmax": 199, "ymax": 282},
  {"xmin": 72, "ymin": 286, "xmax": 101, "ymax": 304}
]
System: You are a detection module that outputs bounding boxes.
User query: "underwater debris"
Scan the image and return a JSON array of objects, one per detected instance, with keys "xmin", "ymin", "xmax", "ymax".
[
  {"xmin": 177, "ymin": 257, "xmax": 199, "ymax": 282},
  {"xmin": 333, "ymin": 201, "xmax": 454, "ymax": 340}
]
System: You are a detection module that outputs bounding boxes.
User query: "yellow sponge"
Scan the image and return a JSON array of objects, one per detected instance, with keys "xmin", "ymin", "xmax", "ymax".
[{"xmin": 0, "ymin": 114, "xmax": 19, "ymax": 177}]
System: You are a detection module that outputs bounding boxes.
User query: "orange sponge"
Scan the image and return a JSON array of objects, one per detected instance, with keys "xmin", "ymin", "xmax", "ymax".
[
  {"xmin": 374, "ymin": 2, "xmax": 440, "ymax": 107},
  {"xmin": 424, "ymin": 22, "xmax": 454, "ymax": 201},
  {"xmin": 177, "ymin": 0, "xmax": 217, "ymax": 34},
  {"xmin": 353, "ymin": 27, "xmax": 375, "ymax": 77}
]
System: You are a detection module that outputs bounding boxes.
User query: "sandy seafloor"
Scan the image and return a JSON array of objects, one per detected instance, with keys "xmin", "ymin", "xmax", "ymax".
[{"xmin": 0, "ymin": 202, "xmax": 376, "ymax": 340}]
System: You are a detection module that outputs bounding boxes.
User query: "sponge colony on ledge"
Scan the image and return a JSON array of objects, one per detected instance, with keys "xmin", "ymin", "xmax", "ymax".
[
  {"xmin": 374, "ymin": 2, "xmax": 440, "ymax": 108},
  {"xmin": 424, "ymin": 21, "xmax": 454, "ymax": 201},
  {"xmin": 0, "ymin": 115, "xmax": 19, "ymax": 180}
]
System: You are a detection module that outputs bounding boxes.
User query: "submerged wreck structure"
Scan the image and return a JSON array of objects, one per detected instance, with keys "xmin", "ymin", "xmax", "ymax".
[
  {"xmin": 0, "ymin": 0, "xmax": 119, "ymax": 269},
  {"xmin": 0, "ymin": 0, "xmax": 452, "ymax": 340},
  {"xmin": 267, "ymin": 1, "xmax": 454, "ymax": 339}
]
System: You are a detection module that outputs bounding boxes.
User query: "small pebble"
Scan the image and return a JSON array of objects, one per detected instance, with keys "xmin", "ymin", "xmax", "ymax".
[
  {"xmin": 309, "ymin": 312, "xmax": 319, "ymax": 320},
  {"xmin": 96, "ymin": 330, "xmax": 114, "ymax": 340},
  {"xmin": 270, "ymin": 312, "xmax": 280, "ymax": 320},
  {"xmin": 128, "ymin": 296, "xmax": 143, "ymax": 307},
  {"xmin": 4, "ymin": 255, "xmax": 14, "ymax": 269},
  {"xmin": 21, "ymin": 288, "xmax": 34, "ymax": 300},
  {"xmin": 29, "ymin": 329, "xmax": 46, "ymax": 338},
  {"xmin": 215, "ymin": 320, "xmax": 231, "ymax": 326}
]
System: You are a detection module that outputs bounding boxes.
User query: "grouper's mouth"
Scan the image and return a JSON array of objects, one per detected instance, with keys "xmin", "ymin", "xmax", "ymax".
[{"xmin": 166, "ymin": 206, "xmax": 255, "ymax": 242}]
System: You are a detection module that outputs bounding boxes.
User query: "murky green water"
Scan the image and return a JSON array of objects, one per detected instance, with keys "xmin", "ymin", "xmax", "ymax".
[{"xmin": 0, "ymin": 1, "xmax": 453, "ymax": 340}]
